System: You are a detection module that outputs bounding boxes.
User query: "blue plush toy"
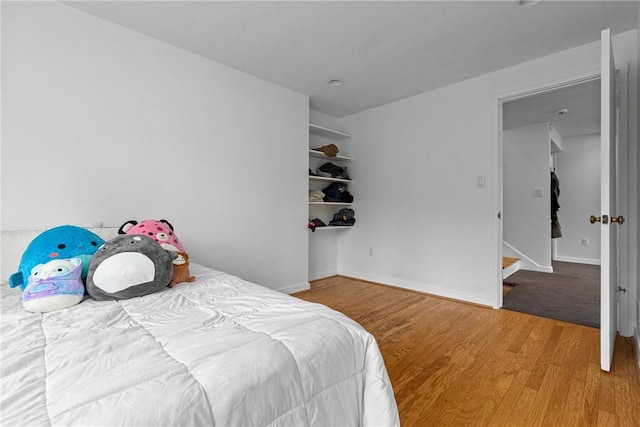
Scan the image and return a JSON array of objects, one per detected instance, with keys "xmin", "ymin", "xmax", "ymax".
[{"xmin": 9, "ymin": 225, "xmax": 105, "ymax": 291}]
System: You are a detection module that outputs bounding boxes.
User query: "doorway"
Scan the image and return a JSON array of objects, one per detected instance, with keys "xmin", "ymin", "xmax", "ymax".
[{"xmin": 497, "ymin": 75, "xmax": 602, "ymax": 326}]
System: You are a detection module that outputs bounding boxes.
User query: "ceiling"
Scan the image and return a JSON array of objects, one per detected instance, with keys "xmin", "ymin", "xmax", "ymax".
[
  {"xmin": 503, "ymin": 78, "xmax": 601, "ymax": 138},
  {"xmin": 64, "ymin": 1, "xmax": 638, "ymax": 120}
]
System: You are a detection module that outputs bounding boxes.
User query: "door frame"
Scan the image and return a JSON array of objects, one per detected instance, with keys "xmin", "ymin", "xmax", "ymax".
[
  {"xmin": 495, "ymin": 71, "xmax": 602, "ymax": 310},
  {"xmin": 496, "ymin": 68, "xmax": 630, "ymax": 336}
]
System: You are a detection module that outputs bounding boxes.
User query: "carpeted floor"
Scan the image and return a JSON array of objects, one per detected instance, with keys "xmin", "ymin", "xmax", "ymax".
[{"xmin": 502, "ymin": 261, "xmax": 600, "ymax": 328}]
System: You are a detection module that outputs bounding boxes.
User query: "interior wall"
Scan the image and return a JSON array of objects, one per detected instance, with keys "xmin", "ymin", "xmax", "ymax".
[
  {"xmin": 503, "ymin": 123, "xmax": 552, "ymax": 271},
  {"xmin": 635, "ymin": 7, "xmax": 640, "ymax": 356},
  {"xmin": 1, "ymin": 2, "xmax": 310, "ymax": 293},
  {"xmin": 339, "ymin": 30, "xmax": 638, "ymax": 308},
  {"xmin": 308, "ymin": 232, "xmax": 338, "ymax": 280},
  {"xmin": 554, "ymin": 134, "xmax": 601, "ymax": 264}
]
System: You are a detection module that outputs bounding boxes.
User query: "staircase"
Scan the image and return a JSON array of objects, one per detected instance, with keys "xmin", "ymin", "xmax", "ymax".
[{"xmin": 502, "ymin": 257, "xmax": 520, "ymax": 279}]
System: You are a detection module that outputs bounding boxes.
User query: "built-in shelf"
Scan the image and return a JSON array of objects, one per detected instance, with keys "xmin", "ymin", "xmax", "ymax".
[
  {"xmin": 309, "ymin": 176, "xmax": 352, "ymax": 184},
  {"xmin": 309, "ymin": 123, "xmax": 351, "ymax": 140},
  {"xmin": 309, "ymin": 202, "xmax": 353, "ymax": 206},
  {"xmin": 309, "ymin": 149, "xmax": 352, "ymax": 162},
  {"xmin": 310, "ymin": 226, "xmax": 353, "ymax": 231},
  {"xmin": 308, "ymin": 123, "xmax": 354, "ymax": 235}
]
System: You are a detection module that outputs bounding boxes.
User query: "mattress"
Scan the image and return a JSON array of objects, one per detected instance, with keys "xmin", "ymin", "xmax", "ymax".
[{"xmin": 0, "ymin": 263, "xmax": 399, "ymax": 426}]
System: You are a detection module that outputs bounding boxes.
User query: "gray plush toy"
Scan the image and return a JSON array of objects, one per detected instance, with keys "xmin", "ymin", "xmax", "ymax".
[{"xmin": 86, "ymin": 234, "xmax": 177, "ymax": 301}]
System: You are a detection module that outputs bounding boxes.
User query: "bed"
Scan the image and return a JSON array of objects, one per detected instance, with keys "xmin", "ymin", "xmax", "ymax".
[{"xmin": 0, "ymin": 228, "xmax": 399, "ymax": 426}]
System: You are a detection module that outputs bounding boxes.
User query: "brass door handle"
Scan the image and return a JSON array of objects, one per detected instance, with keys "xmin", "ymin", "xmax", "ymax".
[
  {"xmin": 590, "ymin": 215, "xmax": 624, "ymax": 225},
  {"xmin": 611, "ymin": 215, "xmax": 625, "ymax": 225}
]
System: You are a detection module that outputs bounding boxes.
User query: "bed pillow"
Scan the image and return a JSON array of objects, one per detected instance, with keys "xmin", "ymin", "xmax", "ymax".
[{"xmin": 86, "ymin": 234, "xmax": 177, "ymax": 301}]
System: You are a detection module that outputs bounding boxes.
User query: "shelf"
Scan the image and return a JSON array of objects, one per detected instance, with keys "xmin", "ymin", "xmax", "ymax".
[
  {"xmin": 308, "ymin": 124, "xmax": 355, "ymax": 237},
  {"xmin": 309, "ymin": 176, "xmax": 352, "ymax": 184},
  {"xmin": 309, "ymin": 123, "xmax": 351, "ymax": 140},
  {"xmin": 309, "ymin": 202, "xmax": 353, "ymax": 206},
  {"xmin": 309, "ymin": 226, "xmax": 353, "ymax": 231},
  {"xmin": 309, "ymin": 150, "xmax": 351, "ymax": 162}
]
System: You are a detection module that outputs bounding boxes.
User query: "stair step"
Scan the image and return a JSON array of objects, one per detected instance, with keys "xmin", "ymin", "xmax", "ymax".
[
  {"xmin": 502, "ymin": 257, "xmax": 520, "ymax": 279},
  {"xmin": 502, "ymin": 257, "xmax": 520, "ymax": 269}
]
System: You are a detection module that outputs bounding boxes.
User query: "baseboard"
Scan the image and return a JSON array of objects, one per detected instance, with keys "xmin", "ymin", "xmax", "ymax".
[
  {"xmin": 338, "ymin": 269, "xmax": 495, "ymax": 308},
  {"xmin": 308, "ymin": 269, "xmax": 338, "ymax": 282},
  {"xmin": 519, "ymin": 265, "xmax": 554, "ymax": 273},
  {"xmin": 553, "ymin": 255, "xmax": 601, "ymax": 265},
  {"xmin": 635, "ymin": 326, "xmax": 640, "ymax": 369},
  {"xmin": 279, "ymin": 281, "xmax": 310, "ymax": 294},
  {"xmin": 503, "ymin": 241, "xmax": 553, "ymax": 273},
  {"xmin": 636, "ymin": 301, "xmax": 640, "ymax": 368}
]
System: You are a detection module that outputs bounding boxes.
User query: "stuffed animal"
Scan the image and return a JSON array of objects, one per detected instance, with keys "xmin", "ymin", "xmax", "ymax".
[
  {"xmin": 86, "ymin": 235, "xmax": 177, "ymax": 301},
  {"xmin": 9, "ymin": 225, "xmax": 105, "ymax": 291},
  {"xmin": 118, "ymin": 219, "xmax": 185, "ymax": 252},
  {"xmin": 118, "ymin": 219, "xmax": 195, "ymax": 286},
  {"xmin": 22, "ymin": 258, "xmax": 85, "ymax": 313},
  {"xmin": 169, "ymin": 252, "xmax": 196, "ymax": 287}
]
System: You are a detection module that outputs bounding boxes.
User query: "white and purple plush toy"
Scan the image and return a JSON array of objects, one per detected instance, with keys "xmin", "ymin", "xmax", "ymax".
[{"xmin": 22, "ymin": 258, "xmax": 85, "ymax": 313}]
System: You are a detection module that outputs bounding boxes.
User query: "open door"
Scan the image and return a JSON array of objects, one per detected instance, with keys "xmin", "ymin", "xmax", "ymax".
[{"xmin": 598, "ymin": 28, "xmax": 623, "ymax": 372}]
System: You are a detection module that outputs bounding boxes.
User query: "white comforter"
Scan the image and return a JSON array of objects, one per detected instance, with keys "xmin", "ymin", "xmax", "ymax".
[{"xmin": 1, "ymin": 264, "xmax": 399, "ymax": 426}]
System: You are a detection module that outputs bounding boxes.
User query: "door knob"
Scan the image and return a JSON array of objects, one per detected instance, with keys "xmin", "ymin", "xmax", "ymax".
[
  {"xmin": 590, "ymin": 215, "xmax": 624, "ymax": 225},
  {"xmin": 611, "ymin": 215, "xmax": 625, "ymax": 225}
]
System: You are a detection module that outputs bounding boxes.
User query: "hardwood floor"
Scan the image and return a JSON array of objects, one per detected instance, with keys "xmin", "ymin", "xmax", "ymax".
[{"xmin": 293, "ymin": 276, "xmax": 640, "ymax": 427}]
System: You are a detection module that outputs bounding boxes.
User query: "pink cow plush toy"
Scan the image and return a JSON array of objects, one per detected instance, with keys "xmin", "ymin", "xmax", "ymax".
[{"xmin": 118, "ymin": 219, "xmax": 195, "ymax": 287}]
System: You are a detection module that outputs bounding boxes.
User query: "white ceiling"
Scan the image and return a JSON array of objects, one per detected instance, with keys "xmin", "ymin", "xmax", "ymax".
[
  {"xmin": 64, "ymin": 0, "xmax": 638, "ymax": 120},
  {"xmin": 503, "ymin": 78, "xmax": 601, "ymax": 137}
]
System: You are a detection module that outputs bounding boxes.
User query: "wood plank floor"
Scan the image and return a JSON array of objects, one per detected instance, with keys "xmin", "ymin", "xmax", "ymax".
[{"xmin": 293, "ymin": 276, "xmax": 640, "ymax": 427}]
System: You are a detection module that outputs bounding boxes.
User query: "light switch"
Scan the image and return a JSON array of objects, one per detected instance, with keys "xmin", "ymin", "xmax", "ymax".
[{"xmin": 476, "ymin": 175, "xmax": 486, "ymax": 188}]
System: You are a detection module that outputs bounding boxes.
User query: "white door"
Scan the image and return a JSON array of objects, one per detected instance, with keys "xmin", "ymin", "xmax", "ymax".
[{"xmin": 599, "ymin": 28, "xmax": 622, "ymax": 372}]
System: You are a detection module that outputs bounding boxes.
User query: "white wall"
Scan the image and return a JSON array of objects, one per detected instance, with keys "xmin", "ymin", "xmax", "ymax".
[
  {"xmin": 554, "ymin": 134, "xmax": 601, "ymax": 264},
  {"xmin": 635, "ymin": 6, "xmax": 640, "ymax": 359},
  {"xmin": 339, "ymin": 30, "xmax": 638, "ymax": 308},
  {"xmin": 503, "ymin": 123, "xmax": 552, "ymax": 272},
  {"xmin": 308, "ymin": 232, "xmax": 338, "ymax": 280},
  {"xmin": 1, "ymin": 2, "xmax": 310, "ymax": 293}
]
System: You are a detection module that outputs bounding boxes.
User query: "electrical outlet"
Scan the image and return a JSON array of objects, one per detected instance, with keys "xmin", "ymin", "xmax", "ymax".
[
  {"xmin": 369, "ymin": 247, "xmax": 374, "ymax": 256},
  {"xmin": 582, "ymin": 238, "xmax": 589, "ymax": 246},
  {"xmin": 532, "ymin": 187, "xmax": 544, "ymax": 197}
]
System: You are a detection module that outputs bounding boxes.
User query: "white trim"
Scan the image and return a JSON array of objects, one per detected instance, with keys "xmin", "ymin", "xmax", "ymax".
[
  {"xmin": 278, "ymin": 281, "xmax": 311, "ymax": 294},
  {"xmin": 635, "ymin": 323, "xmax": 640, "ymax": 368},
  {"xmin": 502, "ymin": 261, "xmax": 520, "ymax": 279},
  {"xmin": 636, "ymin": 298, "xmax": 640, "ymax": 367},
  {"xmin": 308, "ymin": 269, "xmax": 338, "ymax": 282},
  {"xmin": 339, "ymin": 269, "xmax": 495, "ymax": 308},
  {"xmin": 498, "ymin": 70, "xmax": 601, "ymax": 103},
  {"xmin": 553, "ymin": 256, "xmax": 601, "ymax": 266},
  {"xmin": 520, "ymin": 266, "xmax": 554, "ymax": 273},
  {"xmin": 503, "ymin": 241, "xmax": 553, "ymax": 273},
  {"xmin": 496, "ymin": 70, "xmax": 601, "ymax": 309}
]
